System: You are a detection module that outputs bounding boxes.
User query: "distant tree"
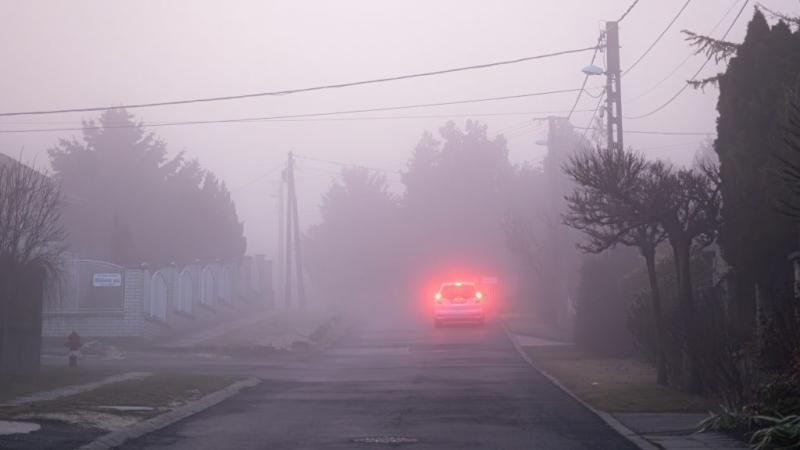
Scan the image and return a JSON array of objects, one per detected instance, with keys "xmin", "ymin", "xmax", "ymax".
[
  {"xmin": 48, "ymin": 108, "xmax": 245, "ymax": 266},
  {"xmin": 402, "ymin": 121, "xmax": 515, "ymax": 281},
  {"xmin": 305, "ymin": 167, "xmax": 400, "ymax": 309},
  {"xmin": 563, "ymin": 147, "xmax": 669, "ymax": 384},
  {"xmin": 0, "ymin": 157, "xmax": 65, "ymax": 375},
  {"xmin": 503, "ymin": 118, "xmax": 585, "ymax": 322}
]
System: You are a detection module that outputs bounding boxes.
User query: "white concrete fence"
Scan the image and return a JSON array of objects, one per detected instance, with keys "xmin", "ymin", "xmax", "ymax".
[{"xmin": 42, "ymin": 255, "xmax": 272, "ymax": 338}]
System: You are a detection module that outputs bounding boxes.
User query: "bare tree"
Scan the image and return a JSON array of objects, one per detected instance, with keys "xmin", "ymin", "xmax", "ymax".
[
  {"xmin": 0, "ymin": 156, "xmax": 65, "ymax": 374},
  {"xmin": 563, "ymin": 147, "xmax": 669, "ymax": 385},
  {"xmin": 648, "ymin": 161, "xmax": 722, "ymax": 393}
]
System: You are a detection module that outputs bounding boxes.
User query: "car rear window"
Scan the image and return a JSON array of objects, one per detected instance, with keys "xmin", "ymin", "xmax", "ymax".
[{"xmin": 440, "ymin": 284, "xmax": 476, "ymax": 299}]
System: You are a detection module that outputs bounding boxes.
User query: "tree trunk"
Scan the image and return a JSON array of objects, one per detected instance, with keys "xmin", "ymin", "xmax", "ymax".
[
  {"xmin": 674, "ymin": 239, "xmax": 701, "ymax": 394},
  {"xmin": 642, "ymin": 247, "xmax": 668, "ymax": 385}
]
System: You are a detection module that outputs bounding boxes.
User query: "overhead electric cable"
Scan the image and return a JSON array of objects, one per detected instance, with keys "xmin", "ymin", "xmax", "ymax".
[
  {"xmin": 567, "ymin": 34, "xmax": 604, "ymax": 120},
  {"xmin": 573, "ymin": 126, "xmax": 712, "ymax": 136},
  {"xmin": 623, "ymin": 0, "xmax": 693, "ymax": 76},
  {"xmin": 628, "ymin": 0, "xmax": 743, "ymax": 101},
  {"xmin": 0, "ymin": 46, "xmax": 600, "ymax": 118},
  {"xmin": 581, "ymin": 88, "xmax": 607, "ymax": 140},
  {"xmin": 295, "ymin": 154, "xmax": 403, "ymax": 176},
  {"xmin": 0, "ymin": 87, "xmax": 594, "ymax": 135},
  {"xmin": 625, "ymin": 0, "xmax": 750, "ymax": 120},
  {"xmin": 618, "ymin": 0, "xmax": 643, "ymax": 22}
]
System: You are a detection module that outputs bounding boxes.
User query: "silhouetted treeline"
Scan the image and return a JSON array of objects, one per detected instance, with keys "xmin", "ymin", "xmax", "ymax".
[
  {"xmin": 305, "ymin": 119, "xmax": 582, "ymax": 321},
  {"xmin": 49, "ymin": 109, "xmax": 246, "ymax": 266}
]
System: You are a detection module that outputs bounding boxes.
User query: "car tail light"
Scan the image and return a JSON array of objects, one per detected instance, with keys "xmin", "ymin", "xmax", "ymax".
[
  {"xmin": 435, "ymin": 292, "xmax": 442, "ymax": 304},
  {"xmin": 475, "ymin": 292, "xmax": 483, "ymax": 301}
]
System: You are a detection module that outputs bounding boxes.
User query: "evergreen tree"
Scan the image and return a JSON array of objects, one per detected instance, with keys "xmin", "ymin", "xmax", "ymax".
[
  {"xmin": 49, "ymin": 108, "xmax": 245, "ymax": 266},
  {"xmin": 714, "ymin": 10, "xmax": 800, "ymax": 336}
]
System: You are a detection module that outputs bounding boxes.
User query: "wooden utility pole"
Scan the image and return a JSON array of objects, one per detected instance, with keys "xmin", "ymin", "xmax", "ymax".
[{"xmin": 605, "ymin": 21, "xmax": 624, "ymax": 151}]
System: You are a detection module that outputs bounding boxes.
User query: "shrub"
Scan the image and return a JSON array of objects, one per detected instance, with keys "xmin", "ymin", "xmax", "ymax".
[
  {"xmin": 698, "ymin": 404, "xmax": 763, "ymax": 433},
  {"xmin": 750, "ymin": 415, "xmax": 800, "ymax": 450}
]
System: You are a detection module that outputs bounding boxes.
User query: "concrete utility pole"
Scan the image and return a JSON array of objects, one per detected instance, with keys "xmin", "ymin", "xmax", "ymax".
[
  {"xmin": 605, "ymin": 21, "xmax": 623, "ymax": 151},
  {"xmin": 276, "ymin": 175, "xmax": 285, "ymax": 306},
  {"xmin": 282, "ymin": 151, "xmax": 307, "ymax": 310},
  {"xmin": 284, "ymin": 153, "xmax": 294, "ymax": 309},
  {"xmin": 290, "ymin": 157, "xmax": 307, "ymax": 310}
]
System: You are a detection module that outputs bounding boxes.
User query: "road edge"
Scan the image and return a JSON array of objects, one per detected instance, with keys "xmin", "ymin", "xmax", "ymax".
[
  {"xmin": 501, "ymin": 323, "xmax": 661, "ymax": 450},
  {"xmin": 78, "ymin": 377, "xmax": 262, "ymax": 450}
]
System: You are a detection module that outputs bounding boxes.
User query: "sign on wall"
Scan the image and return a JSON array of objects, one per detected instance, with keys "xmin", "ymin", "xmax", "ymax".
[{"xmin": 93, "ymin": 273, "xmax": 122, "ymax": 287}]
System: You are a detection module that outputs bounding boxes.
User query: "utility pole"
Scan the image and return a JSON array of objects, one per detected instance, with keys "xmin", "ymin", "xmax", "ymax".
[
  {"xmin": 290, "ymin": 157, "xmax": 307, "ymax": 310},
  {"xmin": 276, "ymin": 175, "xmax": 285, "ymax": 307},
  {"xmin": 283, "ymin": 152, "xmax": 294, "ymax": 309},
  {"xmin": 282, "ymin": 151, "xmax": 306, "ymax": 310},
  {"xmin": 605, "ymin": 21, "xmax": 623, "ymax": 151}
]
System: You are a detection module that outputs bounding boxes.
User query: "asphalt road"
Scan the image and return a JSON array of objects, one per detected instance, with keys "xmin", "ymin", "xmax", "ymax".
[{"xmin": 119, "ymin": 319, "xmax": 637, "ymax": 450}]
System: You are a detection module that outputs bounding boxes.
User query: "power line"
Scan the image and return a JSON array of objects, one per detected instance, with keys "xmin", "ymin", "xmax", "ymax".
[
  {"xmin": 567, "ymin": 34, "xmax": 604, "ymax": 120},
  {"xmin": 627, "ymin": 0, "xmax": 743, "ymax": 102},
  {"xmin": 618, "ymin": 0, "xmax": 643, "ymax": 22},
  {"xmin": 625, "ymin": 0, "xmax": 751, "ymax": 120},
  {"xmin": 572, "ymin": 126, "xmax": 712, "ymax": 136},
  {"xmin": 623, "ymin": 0, "xmax": 693, "ymax": 76},
  {"xmin": 0, "ymin": 46, "xmax": 600, "ymax": 118},
  {"xmin": 295, "ymin": 154, "xmax": 403, "ymax": 176},
  {"xmin": 0, "ymin": 87, "xmax": 595, "ymax": 135},
  {"xmin": 638, "ymin": 140, "xmax": 704, "ymax": 151},
  {"xmin": 229, "ymin": 161, "xmax": 286, "ymax": 191},
  {"xmin": 581, "ymin": 88, "xmax": 607, "ymax": 141}
]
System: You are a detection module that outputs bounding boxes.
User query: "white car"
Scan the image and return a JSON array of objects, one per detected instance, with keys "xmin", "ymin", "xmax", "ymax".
[{"xmin": 433, "ymin": 281, "xmax": 485, "ymax": 326}]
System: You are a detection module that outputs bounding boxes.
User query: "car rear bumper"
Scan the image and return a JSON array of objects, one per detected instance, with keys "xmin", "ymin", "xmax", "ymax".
[{"xmin": 434, "ymin": 306, "xmax": 484, "ymax": 321}]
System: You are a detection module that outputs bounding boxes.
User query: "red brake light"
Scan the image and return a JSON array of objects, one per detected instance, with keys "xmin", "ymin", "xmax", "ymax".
[{"xmin": 475, "ymin": 292, "xmax": 483, "ymax": 299}]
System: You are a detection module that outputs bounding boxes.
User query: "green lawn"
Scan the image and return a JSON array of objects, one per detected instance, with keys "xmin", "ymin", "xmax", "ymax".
[{"xmin": 524, "ymin": 345, "xmax": 715, "ymax": 413}]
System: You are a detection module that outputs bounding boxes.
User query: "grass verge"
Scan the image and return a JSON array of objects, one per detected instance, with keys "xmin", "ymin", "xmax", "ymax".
[
  {"xmin": 501, "ymin": 312, "xmax": 571, "ymax": 342},
  {"xmin": 0, "ymin": 366, "xmax": 119, "ymax": 403},
  {"xmin": 524, "ymin": 345, "xmax": 715, "ymax": 413},
  {"xmin": 0, "ymin": 373, "xmax": 240, "ymax": 429}
]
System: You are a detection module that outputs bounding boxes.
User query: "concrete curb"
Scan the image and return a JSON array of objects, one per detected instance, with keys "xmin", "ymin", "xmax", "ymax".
[
  {"xmin": 501, "ymin": 323, "xmax": 660, "ymax": 450},
  {"xmin": 78, "ymin": 377, "xmax": 261, "ymax": 450}
]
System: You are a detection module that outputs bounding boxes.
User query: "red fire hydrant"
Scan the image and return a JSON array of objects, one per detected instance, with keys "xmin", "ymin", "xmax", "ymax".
[{"xmin": 65, "ymin": 331, "xmax": 82, "ymax": 368}]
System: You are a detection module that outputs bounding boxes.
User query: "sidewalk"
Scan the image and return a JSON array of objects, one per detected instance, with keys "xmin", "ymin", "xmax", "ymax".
[
  {"xmin": 504, "ymin": 327, "xmax": 747, "ymax": 450},
  {"xmin": 159, "ymin": 308, "xmax": 278, "ymax": 349},
  {"xmin": 160, "ymin": 309, "xmax": 338, "ymax": 353},
  {"xmin": 615, "ymin": 413, "xmax": 746, "ymax": 450}
]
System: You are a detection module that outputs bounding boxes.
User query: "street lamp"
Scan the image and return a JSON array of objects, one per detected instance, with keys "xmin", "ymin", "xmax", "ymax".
[{"xmin": 582, "ymin": 64, "xmax": 605, "ymax": 76}]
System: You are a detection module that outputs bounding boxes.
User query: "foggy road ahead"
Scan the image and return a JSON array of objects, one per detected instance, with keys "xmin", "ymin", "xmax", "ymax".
[{"xmin": 120, "ymin": 320, "xmax": 636, "ymax": 450}]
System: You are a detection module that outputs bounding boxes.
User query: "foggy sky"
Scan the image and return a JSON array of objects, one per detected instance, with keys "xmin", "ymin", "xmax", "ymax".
[{"xmin": 1, "ymin": 0, "xmax": 794, "ymax": 257}]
